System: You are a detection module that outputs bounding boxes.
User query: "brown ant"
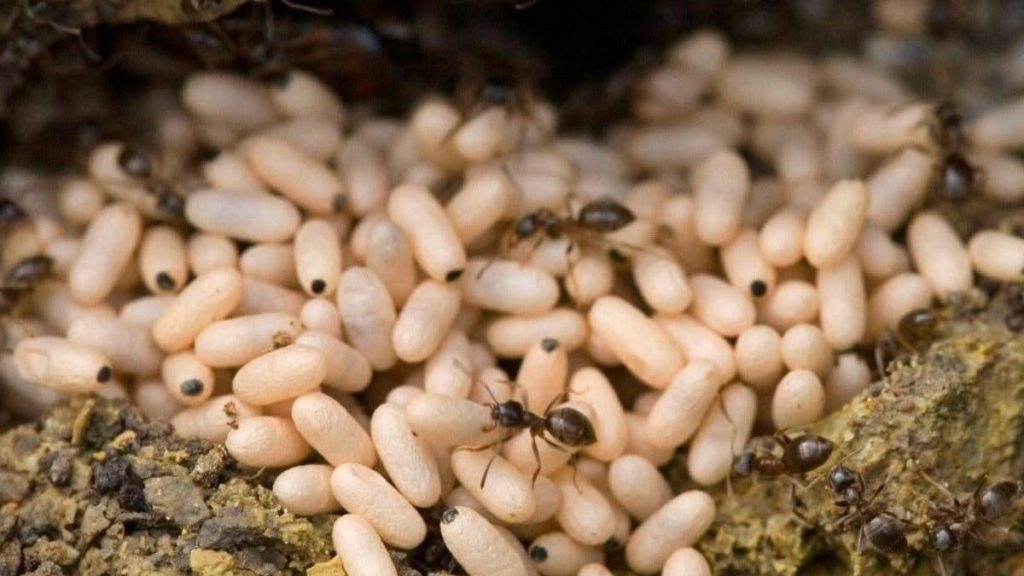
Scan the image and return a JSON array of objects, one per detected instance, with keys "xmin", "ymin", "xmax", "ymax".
[
  {"xmin": 733, "ymin": 432, "xmax": 835, "ymax": 482},
  {"xmin": 831, "ymin": 475, "xmax": 913, "ymax": 556},
  {"xmin": 930, "ymin": 102, "xmax": 982, "ymax": 203},
  {"xmin": 874, "ymin": 307, "xmax": 938, "ymax": 377},
  {"xmin": 919, "ymin": 472, "xmax": 1024, "ymax": 572},
  {"xmin": 485, "ymin": 196, "xmax": 638, "ymax": 278},
  {"xmin": 0, "ymin": 255, "xmax": 53, "ymax": 349},
  {"xmin": 111, "ymin": 145, "xmax": 186, "ymax": 221},
  {"xmin": 458, "ymin": 379, "xmax": 596, "ymax": 489}
]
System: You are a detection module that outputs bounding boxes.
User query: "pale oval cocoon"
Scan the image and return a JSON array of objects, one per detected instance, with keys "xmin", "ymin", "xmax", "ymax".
[
  {"xmin": 866, "ymin": 148, "xmax": 932, "ymax": 232},
  {"xmin": 461, "ymin": 259, "xmax": 559, "ymax": 315},
  {"xmin": 13, "ymin": 336, "xmax": 112, "ymax": 394},
  {"xmin": 663, "ymin": 548, "xmax": 712, "ymax": 576},
  {"xmin": 655, "ymin": 314, "xmax": 737, "ymax": 382},
  {"xmin": 608, "ymin": 455, "xmax": 673, "ymax": 521},
  {"xmin": 552, "ymin": 468, "xmax": 616, "ymax": 547},
  {"xmin": 330, "ymin": 463, "xmax": 427, "ymax": 549},
  {"xmin": 772, "ymin": 369, "xmax": 826, "ymax": 429},
  {"xmin": 781, "ymin": 323, "xmax": 835, "ymax": 378},
  {"xmin": 687, "ymin": 274, "xmax": 756, "ymax": 337},
  {"xmin": 406, "ymin": 393, "xmax": 501, "ymax": 449},
  {"xmin": 528, "ymin": 532, "xmax": 604, "ymax": 576},
  {"xmin": 294, "ymin": 330, "xmax": 372, "ymax": 393},
  {"xmin": 826, "ymin": 353, "xmax": 872, "ymax": 411},
  {"xmin": 225, "ymin": 416, "xmax": 311, "ymax": 468},
  {"xmin": 645, "ymin": 359, "xmax": 722, "ymax": 450},
  {"xmin": 718, "ymin": 56, "xmax": 815, "ymax": 117},
  {"xmin": 240, "ymin": 243, "xmax": 297, "ymax": 287},
  {"xmin": 364, "ymin": 218, "xmax": 417, "ymax": 306},
  {"xmin": 451, "ymin": 449, "xmax": 537, "ymax": 524},
  {"xmin": 441, "ymin": 507, "xmax": 531, "ymax": 576},
  {"xmin": 270, "ymin": 69, "xmax": 344, "ymax": 123},
  {"xmin": 139, "ymin": 225, "xmax": 188, "ymax": 295},
  {"xmin": 687, "ymin": 383, "xmax": 757, "ymax": 485},
  {"xmin": 187, "ymin": 233, "xmax": 238, "ymax": 275},
  {"xmin": 631, "ymin": 250, "xmax": 692, "ymax": 314},
  {"xmin": 292, "ymin": 391, "xmax": 376, "ymax": 467},
  {"xmin": 692, "ymin": 149, "xmax": 750, "ymax": 246},
  {"xmin": 371, "ymin": 403, "xmax": 442, "ymax": 507},
  {"xmin": 907, "ymin": 212, "xmax": 973, "ymax": 298},
  {"xmin": 721, "ymin": 228, "xmax": 777, "ymax": 297},
  {"xmin": 392, "ymin": 280, "xmax": 462, "ymax": 363},
  {"xmin": 759, "ymin": 208, "xmax": 806, "ymax": 267},
  {"xmin": 487, "ymin": 309, "xmax": 589, "ymax": 357},
  {"xmin": 971, "ymin": 95, "xmax": 1024, "ymax": 149},
  {"xmin": 803, "ymin": 179, "xmax": 869, "ymax": 269},
  {"xmin": 816, "ymin": 256, "xmax": 866, "ymax": 350},
  {"xmin": 757, "ymin": 280, "xmax": 819, "ymax": 331},
  {"xmin": 968, "ymin": 231, "xmax": 1024, "ymax": 282},
  {"xmin": 866, "ymin": 273, "xmax": 933, "ymax": 340},
  {"xmin": 161, "ymin": 351, "xmax": 215, "ymax": 406},
  {"xmin": 333, "ymin": 514, "xmax": 398, "ymax": 576},
  {"xmin": 186, "ymin": 189, "xmax": 301, "ymax": 243},
  {"xmin": 170, "ymin": 394, "xmax": 261, "ymax": 443},
  {"xmin": 338, "ymin": 137, "xmax": 389, "ymax": 216},
  {"xmin": 294, "ymin": 219, "xmax": 342, "ymax": 296},
  {"xmin": 300, "ymin": 298, "xmax": 342, "ymax": 338},
  {"xmin": 68, "ymin": 202, "xmax": 142, "ymax": 306},
  {"xmin": 588, "ymin": 296, "xmax": 684, "ymax": 389},
  {"xmin": 194, "ymin": 312, "xmax": 302, "ymax": 367},
  {"xmin": 735, "ymin": 325, "xmax": 784, "ymax": 390},
  {"xmin": 337, "ymin": 267, "xmax": 398, "ymax": 370},
  {"xmin": 388, "ymin": 184, "xmax": 467, "ymax": 282},
  {"xmin": 152, "ymin": 267, "xmax": 244, "ymax": 352},
  {"xmin": 232, "ymin": 344, "xmax": 327, "ymax": 406},
  {"xmin": 67, "ymin": 314, "xmax": 162, "ymax": 376},
  {"xmin": 446, "ymin": 171, "xmax": 512, "ymax": 244},
  {"xmin": 570, "ymin": 368, "xmax": 627, "ymax": 462},
  {"xmin": 182, "ymin": 72, "xmax": 276, "ymax": 130},
  {"xmin": 247, "ymin": 137, "xmax": 346, "ymax": 215},
  {"xmin": 517, "ymin": 337, "xmax": 569, "ymax": 413},
  {"xmin": 424, "ymin": 330, "xmax": 473, "ymax": 398},
  {"xmin": 625, "ymin": 490, "xmax": 716, "ymax": 574},
  {"xmin": 273, "ymin": 464, "xmax": 341, "ymax": 516}
]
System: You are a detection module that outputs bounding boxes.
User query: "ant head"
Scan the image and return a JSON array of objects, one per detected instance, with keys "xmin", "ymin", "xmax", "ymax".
[
  {"xmin": 513, "ymin": 212, "xmax": 541, "ymax": 239},
  {"xmin": 829, "ymin": 465, "xmax": 860, "ymax": 493},
  {"xmin": 492, "ymin": 400, "xmax": 526, "ymax": 428},
  {"xmin": 733, "ymin": 451, "xmax": 755, "ymax": 477},
  {"xmin": 783, "ymin": 434, "xmax": 834, "ymax": 474},
  {"xmin": 935, "ymin": 102, "xmax": 961, "ymax": 126},
  {"xmin": 932, "ymin": 525, "xmax": 958, "ymax": 552},
  {"xmin": 0, "ymin": 198, "xmax": 27, "ymax": 224}
]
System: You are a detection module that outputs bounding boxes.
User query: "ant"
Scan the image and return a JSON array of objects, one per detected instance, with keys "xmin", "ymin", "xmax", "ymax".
[
  {"xmin": 930, "ymin": 102, "xmax": 982, "ymax": 203},
  {"xmin": 493, "ymin": 197, "xmax": 638, "ymax": 272},
  {"xmin": 874, "ymin": 307, "xmax": 938, "ymax": 377},
  {"xmin": 109, "ymin": 145, "xmax": 186, "ymax": 221},
  {"xmin": 458, "ymin": 379, "xmax": 596, "ymax": 489},
  {"xmin": 919, "ymin": 472, "xmax": 1024, "ymax": 572},
  {"xmin": 733, "ymin": 432, "xmax": 835, "ymax": 482},
  {"xmin": 1, "ymin": 255, "xmax": 53, "ymax": 349},
  {"xmin": 830, "ymin": 474, "xmax": 913, "ymax": 556}
]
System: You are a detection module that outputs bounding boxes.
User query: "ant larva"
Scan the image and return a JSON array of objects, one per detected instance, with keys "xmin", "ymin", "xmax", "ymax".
[{"xmin": 458, "ymin": 376, "xmax": 596, "ymax": 489}]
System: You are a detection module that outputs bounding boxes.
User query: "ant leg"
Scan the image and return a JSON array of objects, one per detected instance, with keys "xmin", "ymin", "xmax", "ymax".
[
  {"xmin": 480, "ymin": 451, "xmax": 500, "ymax": 489},
  {"xmin": 529, "ymin": 431, "xmax": 543, "ymax": 486},
  {"xmin": 279, "ymin": 0, "xmax": 334, "ymax": 15}
]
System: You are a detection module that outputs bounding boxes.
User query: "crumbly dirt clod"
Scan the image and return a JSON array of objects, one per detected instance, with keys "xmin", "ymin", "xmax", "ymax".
[
  {"xmin": 697, "ymin": 285, "xmax": 1024, "ymax": 575},
  {"xmin": 0, "ymin": 398, "xmax": 338, "ymax": 576}
]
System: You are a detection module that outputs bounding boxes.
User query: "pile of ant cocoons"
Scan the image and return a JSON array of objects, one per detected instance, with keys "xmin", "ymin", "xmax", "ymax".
[{"xmin": 4, "ymin": 25, "xmax": 1024, "ymax": 576}]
